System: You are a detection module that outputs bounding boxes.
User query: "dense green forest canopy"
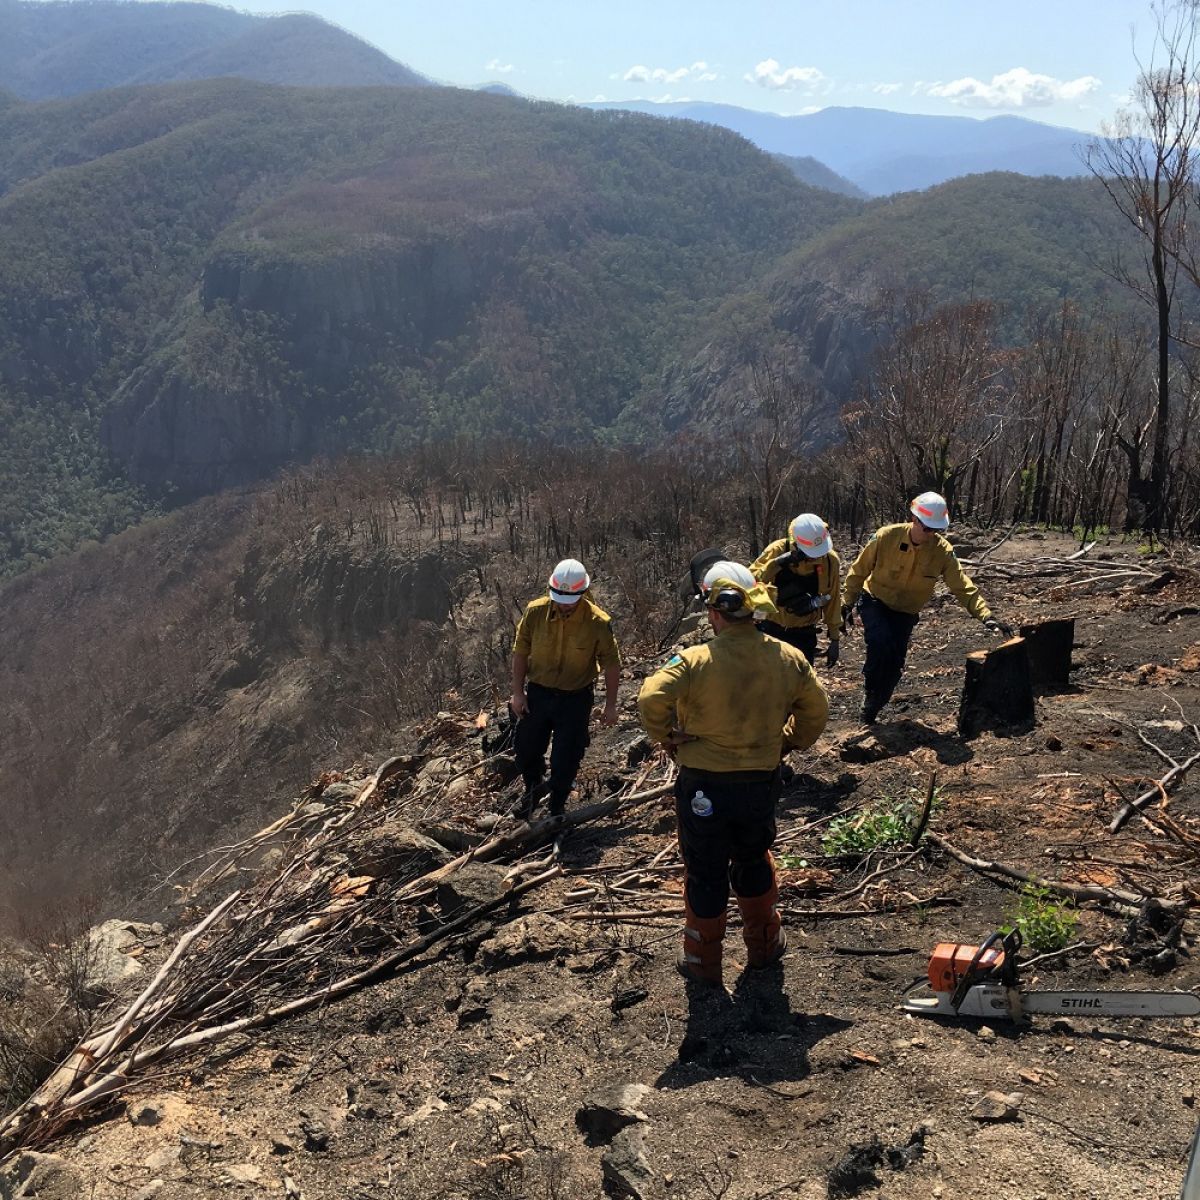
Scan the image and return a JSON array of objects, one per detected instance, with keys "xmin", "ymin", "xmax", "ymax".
[
  {"xmin": 0, "ymin": 80, "xmax": 856, "ymax": 575},
  {"xmin": 788, "ymin": 173, "xmax": 1138, "ymax": 327},
  {"xmin": 0, "ymin": 78, "xmax": 1162, "ymax": 580}
]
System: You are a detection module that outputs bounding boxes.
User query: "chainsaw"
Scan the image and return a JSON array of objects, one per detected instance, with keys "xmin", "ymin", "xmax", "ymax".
[{"xmin": 902, "ymin": 929, "xmax": 1200, "ymax": 1023}]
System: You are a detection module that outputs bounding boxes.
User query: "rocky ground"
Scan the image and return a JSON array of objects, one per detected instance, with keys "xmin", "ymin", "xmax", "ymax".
[{"xmin": 5, "ymin": 532, "xmax": 1200, "ymax": 1200}]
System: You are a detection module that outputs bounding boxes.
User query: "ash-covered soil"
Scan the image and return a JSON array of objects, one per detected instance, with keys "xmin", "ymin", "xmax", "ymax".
[{"xmin": 10, "ymin": 533, "xmax": 1200, "ymax": 1200}]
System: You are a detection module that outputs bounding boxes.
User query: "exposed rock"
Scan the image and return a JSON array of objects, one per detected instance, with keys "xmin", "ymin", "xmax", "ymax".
[
  {"xmin": 85, "ymin": 920, "xmax": 153, "ymax": 995},
  {"xmin": 128, "ymin": 1102, "xmax": 162, "ymax": 1127},
  {"xmin": 348, "ymin": 818, "xmax": 452, "ymax": 879},
  {"xmin": 576, "ymin": 1083, "xmax": 651, "ymax": 1146},
  {"xmin": 452, "ymin": 976, "xmax": 493, "ymax": 1026},
  {"xmin": 601, "ymin": 1126, "xmax": 654, "ymax": 1200},
  {"xmin": 478, "ymin": 914, "xmax": 582, "ymax": 970},
  {"xmin": 436, "ymin": 863, "xmax": 509, "ymax": 916},
  {"xmin": 838, "ymin": 735, "xmax": 889, "ymax": 764},
  {"xmin": 271, "ymin": 1134, "xmax": 296, "ymax": 1155},
  {"xmin": 318, "ymin": 781, "xmax": 362, "ymax": 802},
  {"xmin": 299, "ymin": 1111, "xmax": 331, "ymax": 1152},
  {"xmin": 223, "ymin": 1163, "xmax": 262, "ymax": 1184},
  {"xmin": 970, "ymin": 1090, "xmax": 1023, "ymax": 1122},
  {"xmin": 141, "ymin": 1146, "xmax": 179, "ymax": 1171},
  {"xmin": 0, "ymin": 1151, "xmax": 85, "ymax": 1199},
  {"xmin": 132, "ymin": 1182, "xmax": 165, "ymax": 1200}
]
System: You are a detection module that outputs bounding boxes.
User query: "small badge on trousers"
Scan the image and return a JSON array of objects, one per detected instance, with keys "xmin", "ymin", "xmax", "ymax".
[{"xmin": 690, "ymin": 791, "xmax": 713, "ymax": 817}]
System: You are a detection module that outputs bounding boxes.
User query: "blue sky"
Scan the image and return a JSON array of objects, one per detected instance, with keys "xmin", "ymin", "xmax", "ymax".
[{"xmin": 201, "ymin": 0, "xmax": 1150, "ymax": 131}]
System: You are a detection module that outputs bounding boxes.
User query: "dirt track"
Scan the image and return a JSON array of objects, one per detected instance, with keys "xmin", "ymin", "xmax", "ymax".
[{"xmin": 23, "ymin": 532, "xmax": 1200, "ymax": 1200}]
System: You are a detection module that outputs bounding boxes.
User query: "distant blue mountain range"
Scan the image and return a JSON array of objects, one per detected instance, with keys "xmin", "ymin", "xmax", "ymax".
[{"xmin": 585, "ymin": 101, "xmax": 1094, "ymax": 195}]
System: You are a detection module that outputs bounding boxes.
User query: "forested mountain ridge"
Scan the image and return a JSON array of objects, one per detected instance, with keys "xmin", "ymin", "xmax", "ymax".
[
  {"xmin": 789, "ymin": 173, "xmax": 1137, "ymax": 321},
  {"xmin": 0, "ymin": 0, "xmax": 430, "ymax": 99},
  {"xmin": 587, "ymin": 100, "xmax": 1092, "ymax": 195},
  {"xmin": 625, "ymin": 171, "xmax": 1152, "ymax": 442},
  {"xmin": 0, "ymin": 79, "xmax": 858, "ymax": 572},
  {"xmin": 771, "ymin": 153, "xmax": 867, "ymax": 199}
]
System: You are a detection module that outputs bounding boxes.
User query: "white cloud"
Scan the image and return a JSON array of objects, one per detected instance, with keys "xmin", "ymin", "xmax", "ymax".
[
  {"xmin": 873, "ymin": 82, "xmax": 903, "ymax": 96},
  {"xmin": 926, "ymin": 66, "xmax": 1101, "ymax": 108},
  {"xmin": 622, "ymin": 61, "xmax": 719, "ymax": 85},
  {"xmin": 590, "ymin": 93, "xmax": 607, "ymax": 103},
  {"xmin": 745, "ymin": 59, "xmax": 825, "ymax": 92},
  {"xmin": 486, "ymin": 58, "xmax": 515, "ymax": 74}
]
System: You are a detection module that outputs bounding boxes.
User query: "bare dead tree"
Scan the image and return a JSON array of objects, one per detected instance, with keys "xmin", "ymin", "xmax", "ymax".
[{"xmin": 1087, "ymin": 0, "xmax": 1200, "ymax": 531}]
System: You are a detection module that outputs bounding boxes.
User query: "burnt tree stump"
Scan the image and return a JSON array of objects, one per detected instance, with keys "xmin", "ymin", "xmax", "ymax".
[
  {"xmin": 958, "ymin": 637, "xmax": 1035, "ymax": 737},
  {"xmin": 1018, "ymin": 618, "xmax": 1075, "ymax": 692}
]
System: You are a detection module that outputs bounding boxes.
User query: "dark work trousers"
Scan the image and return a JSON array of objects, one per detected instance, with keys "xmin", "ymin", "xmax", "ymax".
[
  {"xmin": 514, "ymin": 682, "xmax": 593, "ymax": 812},
  {"xmin": 758, "ymin": 620, "xmax": 818, "ymax": 664},
  {"xmin": 675, "ymin": 766, "xmax": 780, "ymax": 919},
  {"xmin": 858, "ymin": 593, "xmax": 920, "ymax": 713}
]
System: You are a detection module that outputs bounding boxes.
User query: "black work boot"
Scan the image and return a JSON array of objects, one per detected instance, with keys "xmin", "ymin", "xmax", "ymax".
[
  {"xmin": 859, "ymin": 702, "xmax": 880, "ymax": 726},
  {"xmin": 548, "ymin": 791, "xmax": 568, "ymax": 818},
  {"xmin": 516, "ymin": 780, "xmax": 549, "ymax": 820}
]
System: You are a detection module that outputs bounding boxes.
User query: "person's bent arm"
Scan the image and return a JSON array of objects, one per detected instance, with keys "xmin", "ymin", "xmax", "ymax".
[
  {"xmin": 941, "ymin": 554, "xmax": 992, "ymax": 622},
  {"xmin": 841, "ymin": 536, "xmax": 878, "ymax": 609},
  {"xmin": 783, "ymin": 670, "xmax": 830, "ymax": 754},
  {"xmin": 638, "ymin": 658, "xmax": 688, "ymax": 750}
]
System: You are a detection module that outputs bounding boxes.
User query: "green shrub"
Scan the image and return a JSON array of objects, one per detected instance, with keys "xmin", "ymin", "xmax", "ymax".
[
  {"xmin": 821, "ymin": 786, "xmax": 942, "ymax": 857},
  {"xmin": 1008, "ymin": 884, "xmax": 1077, "ymax": 954}
]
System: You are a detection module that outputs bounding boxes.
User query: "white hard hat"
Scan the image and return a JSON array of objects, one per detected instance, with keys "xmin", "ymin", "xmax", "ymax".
[
  {"xmin": 548, "ymin": 558, "xmax": 590, "ymax": 604},
  {"xmin": 788, "ymin": 513, "xmax": 832, "ymax": 558},
  {"xmin": 702, "ymin": 561, "xmax": 756, "ymax": 592},
  {"xmin": 701, "ymin": 561, "xmax": 757, "ymax": 615},
  {"xmin": 910, "ymin": 491, "xmax": 950, "ymax": 530}
]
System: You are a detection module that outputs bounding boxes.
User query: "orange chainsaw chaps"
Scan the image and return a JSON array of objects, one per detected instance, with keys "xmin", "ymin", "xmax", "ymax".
[{"xmin": 928, "ymin": 941, "xmax": 1005, "ymax": 992}]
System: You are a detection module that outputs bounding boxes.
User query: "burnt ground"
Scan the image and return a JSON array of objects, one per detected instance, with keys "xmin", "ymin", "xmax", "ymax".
[{"xmin": 16, "ymin": 533, "xmax": 1200, "ymax": 1200}]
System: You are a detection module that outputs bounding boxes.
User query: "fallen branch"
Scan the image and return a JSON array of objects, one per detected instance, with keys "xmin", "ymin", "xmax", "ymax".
[
  {"xmin": 925, "ymin": 832, "xmax": 1182, "ymax": 914},
  {"xmin": 1109, "ymin": 751, "xmax": 1200, "ymax": 833}
]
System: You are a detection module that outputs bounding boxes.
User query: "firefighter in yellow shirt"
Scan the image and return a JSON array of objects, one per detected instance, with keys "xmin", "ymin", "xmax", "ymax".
[
  {"xmin": 638, "ymin": 562, "xmax": 829, "ymax": 987},
  {"xmin": 842, "ymin": 492, "xmax": 1011, "ymax": 725},
  {"xmin": 511, "ymin": 559, "xmax": 621, "ymax": 818},
  {"xmin": 750, "ymin": 512, "xmax": 842, "ymax": 666}
]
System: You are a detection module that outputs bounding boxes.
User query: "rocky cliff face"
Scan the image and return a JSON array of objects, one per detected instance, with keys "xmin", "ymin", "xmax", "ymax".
[
  {"xmin": 650, "ymin": 274, "xmax": 877, "ymax": 441},
  {"xmin": 101, "ymin": 226, "xmax": 526, "ymax": 496}
]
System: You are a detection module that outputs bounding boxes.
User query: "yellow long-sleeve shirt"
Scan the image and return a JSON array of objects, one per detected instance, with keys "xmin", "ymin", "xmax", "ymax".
[
  {"xmin": 841, "ymin": 523, "xmax": 991, "ymax": 620},
  {"xmin": 513, "ymin": 596, "xmax": 621, "ymax": 692},
  {"xmin": 749, "ymin": 539, "xmax": 843, "ymax": 638},
  {"xmin": 638, "ymin": 621, "xmax": 829, "ymax": 773}
]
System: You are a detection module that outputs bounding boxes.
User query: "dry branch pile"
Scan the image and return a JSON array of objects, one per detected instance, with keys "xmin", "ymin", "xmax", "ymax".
[{"xmin": 0, "ymin": 737, "xmax": 672, "ymax": 1157}]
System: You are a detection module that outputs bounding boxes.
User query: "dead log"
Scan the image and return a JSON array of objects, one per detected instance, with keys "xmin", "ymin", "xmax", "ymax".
[
  {"xmin": 957, "ymin": 637, "xmax": 1035, "ymax": 737},
  {"xmin": 925, "ymin": 833, "xmax": 1181, "ymax": 915},
  {"xmin": 1018, "ymin": 619, "xmax": 1074, "ymax": 692},
  {"xmin": 1109, "ymin": 751, "xmax": 1200, "ymax": 833}
]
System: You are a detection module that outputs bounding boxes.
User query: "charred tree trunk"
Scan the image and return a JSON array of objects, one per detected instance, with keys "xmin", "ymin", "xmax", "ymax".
[
  {"xmin": 1018, "ymin": 619, "xmax": 1075, "ymax": 692},
  {"xmin": 958, "ymin": 637, "xmax": 1035, "ymax": 737}
]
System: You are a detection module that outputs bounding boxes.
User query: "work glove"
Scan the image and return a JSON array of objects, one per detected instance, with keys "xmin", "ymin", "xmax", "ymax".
[
  {"xmin": 785, "ymin": 592, "xmax": 831, "ymax": 617},
  {"xmin": 842, "ymin": 602, "xmax": 856, "ymax": 632},
  {"xmin": 983, "ymin": 618, "xmax": 1013, "ymax": 638},
  {"xmin": 825, "ymin": 641, "xmax": 840, "ymax": 667},
  {"xmin": 771, "ymin": 549, "xmax": 800, "ymax": 571}
]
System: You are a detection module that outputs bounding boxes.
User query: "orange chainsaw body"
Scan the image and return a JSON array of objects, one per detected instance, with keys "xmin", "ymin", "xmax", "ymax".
[{"xmin": 928, "ymin": 941, "xmax": 1005, "ymax": 993}]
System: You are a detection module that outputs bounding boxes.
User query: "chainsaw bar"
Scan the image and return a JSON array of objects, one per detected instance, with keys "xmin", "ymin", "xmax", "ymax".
[
  {"xmin": 902, "ymin": 929, "xmax": 1200, "ymax": 1023},
  {"xmin": 903, "ymin": 983, "xmax": 1200, "ymax": 1021}
]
